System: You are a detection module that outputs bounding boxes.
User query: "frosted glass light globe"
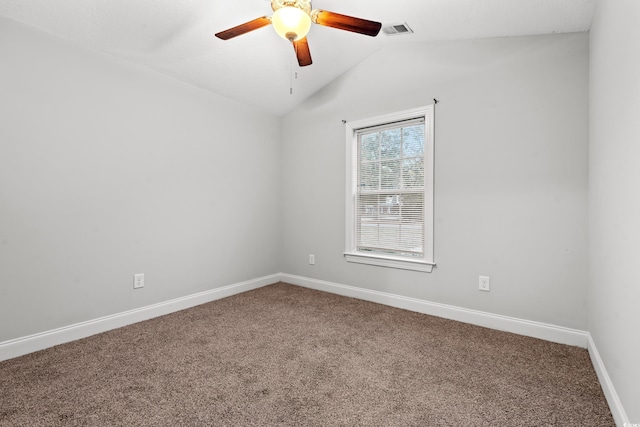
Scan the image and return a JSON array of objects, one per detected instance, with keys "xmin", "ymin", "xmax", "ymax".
[{"xmin": 272, "ymin": 6, "xmax": 311, "ymax": 41}]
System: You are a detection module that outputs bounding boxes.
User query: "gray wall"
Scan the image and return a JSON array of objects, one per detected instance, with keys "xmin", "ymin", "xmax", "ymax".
[
  {"xmin": 281, "ymin": 33, "xmax": 589, "ymax": 330},
  {"xmin": 1, "ymin": 10, "xmax": 636, "ymax": 420},
  {"xmin": 589, "ymin": 1, "xmax": 640, "ymax": 421},
  {"xmin": 0, "ymin": 17, "xmax": 281, "ymax": 342}
]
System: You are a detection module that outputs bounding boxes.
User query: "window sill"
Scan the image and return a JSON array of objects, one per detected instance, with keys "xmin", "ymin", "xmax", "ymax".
[{"xmin": 344, "ymin": 252, "xmax": 435, "ymax": 273}]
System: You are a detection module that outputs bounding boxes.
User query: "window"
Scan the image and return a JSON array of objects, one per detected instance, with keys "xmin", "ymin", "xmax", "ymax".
[{"xmin": 345, "ymin": 105, "xmax": 435, "ymax": 272}]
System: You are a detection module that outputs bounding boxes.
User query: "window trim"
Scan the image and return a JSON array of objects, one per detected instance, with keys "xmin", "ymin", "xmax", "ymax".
[{"xmin": 344, "ymin": 105, "xmax": 435, "ymax": 273}]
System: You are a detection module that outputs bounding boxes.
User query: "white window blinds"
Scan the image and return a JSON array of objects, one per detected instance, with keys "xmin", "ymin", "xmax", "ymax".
[{"xmin": 355, "ymin": 118, "xmax": 426, "ymax": 258}]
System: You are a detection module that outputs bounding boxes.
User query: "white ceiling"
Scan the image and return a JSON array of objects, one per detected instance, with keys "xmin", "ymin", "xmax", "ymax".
[{"xmin": 0, "ymin": 0, "xmax": 596, "ymax": 116}]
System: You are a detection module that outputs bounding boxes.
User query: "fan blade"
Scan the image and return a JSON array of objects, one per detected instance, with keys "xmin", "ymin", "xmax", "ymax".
[
  {"xmin": 312, "ymin": 10, "xmax": 381, "ymax": 37},
  {"xmin": 293, "ymin": 37, "xmax": 312, "ymax": 67},
  {"xmin": 215, "ymin": 16, "xmax": 271, "ymax": 40}
]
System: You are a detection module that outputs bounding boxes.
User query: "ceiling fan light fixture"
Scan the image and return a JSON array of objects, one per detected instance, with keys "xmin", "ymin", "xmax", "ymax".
[{"xmin": 272, "ymin": 6, "xmax": 311, "ymax": 41}]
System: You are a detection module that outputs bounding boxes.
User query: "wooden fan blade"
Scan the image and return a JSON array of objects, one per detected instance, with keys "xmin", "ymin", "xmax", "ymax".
[
  {"xmin": 293, "ymin": 37, "xmax": 312, "ymax": 67},
  {"xmin": 312, "ymin": 10, "xmax": 381, "ymax": 37},
  {"xmin": 215, "ymin": 16, "xmax": 271, "ymax": 40}
]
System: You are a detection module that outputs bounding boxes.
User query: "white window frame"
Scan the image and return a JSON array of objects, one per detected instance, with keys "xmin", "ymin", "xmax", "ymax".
[{"xmin": 344, "ymin": 105, "xmax": 435, "ymax": 272}]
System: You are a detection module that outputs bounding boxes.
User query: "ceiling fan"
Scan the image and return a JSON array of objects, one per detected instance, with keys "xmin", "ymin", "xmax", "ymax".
[{"xmin": 215, "ymin": 0, "xmax": 382, "ymax": 67}]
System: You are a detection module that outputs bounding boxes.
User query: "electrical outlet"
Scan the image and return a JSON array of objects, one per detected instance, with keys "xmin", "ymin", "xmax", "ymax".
[
  {"xmin": 479, "ymin": 276, "xmax": 490, "ymax": 292},
  {"xmin": 309, "ymin": 254, "xmax": 315, "ymax": 265},
  {"xmin": 133, "ymin": 273, "xmax": 144, "ymax": 289}
]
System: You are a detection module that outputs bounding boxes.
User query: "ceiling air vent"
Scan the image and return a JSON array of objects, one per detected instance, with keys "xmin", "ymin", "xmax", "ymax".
[{"xmin": 382, "ymin": 22, "xmax": 413, "ymax": 36}]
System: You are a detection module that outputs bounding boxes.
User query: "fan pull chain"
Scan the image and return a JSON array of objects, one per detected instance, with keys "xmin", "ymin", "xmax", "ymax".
[
  {"xmin": 289, "ymin": 41, "xmax": 301, "ymax": 95},
  {"xmin": 289, "ymin": 71, "xmax": 299, "ymax": 95},
  {"xmin": 289, "ymin": 47, "xmax": 299, "ymax": 95}
]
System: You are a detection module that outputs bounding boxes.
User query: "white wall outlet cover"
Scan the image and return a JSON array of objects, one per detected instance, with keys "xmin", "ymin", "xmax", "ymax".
[
  {"xmin": 479, "ymin": 276, "xmax": 490, "ymax": 292},
  {"xmin": 133, "ymin": 273, "xmax": 145, "ymax": 289}
]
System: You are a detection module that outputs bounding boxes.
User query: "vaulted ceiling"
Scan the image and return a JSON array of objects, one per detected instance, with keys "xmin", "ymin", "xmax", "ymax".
[{"xmin": 0, "ymin": 0, "xmax": 596, "ymax": 115}]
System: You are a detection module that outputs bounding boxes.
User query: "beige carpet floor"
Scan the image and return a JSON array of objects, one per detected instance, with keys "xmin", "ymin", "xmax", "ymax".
[{"xmin": 0, "ymin": 282, "xmax": 613, "ymax": 426}]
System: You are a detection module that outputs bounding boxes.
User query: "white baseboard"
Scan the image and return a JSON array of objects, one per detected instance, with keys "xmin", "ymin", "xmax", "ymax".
[
  {"xmin": 280, "ymin": 273, "xmax": 589, "ymax": 348},
  {"xmin": 588, "ymin": 334, "xmax": 629, "ymax": 426},
  {"xmin": 0, "ymin": 274, "xmax": 280, "ymax": 362},
  {"xmin": 2, "ymin": 272, "xmax": 628, "ymax": 423},
  {"xmin": 281, "ymin": 274, "xmax": 633, "ymax": 424}
]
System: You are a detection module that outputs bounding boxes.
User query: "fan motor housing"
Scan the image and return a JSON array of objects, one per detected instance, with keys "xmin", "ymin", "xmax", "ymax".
[{"xmin": 271, "ymin": 0, "xmax": 312, "ymax": 14}]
